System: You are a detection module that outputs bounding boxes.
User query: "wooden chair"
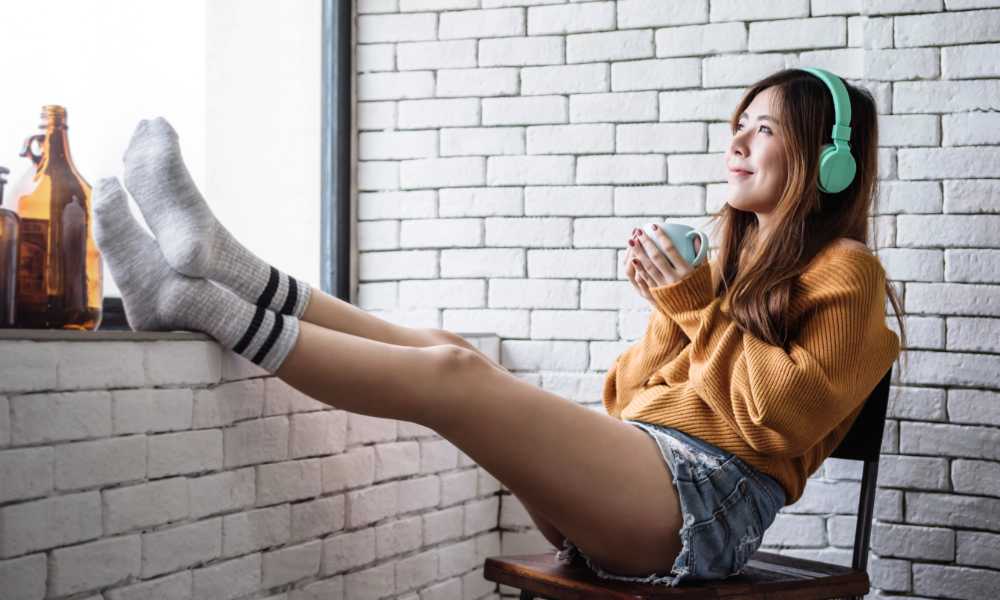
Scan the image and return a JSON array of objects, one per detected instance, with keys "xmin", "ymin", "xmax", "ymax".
[{"xmin": 483, "ymin": 367, "xmax": 894, "ymax": 599}]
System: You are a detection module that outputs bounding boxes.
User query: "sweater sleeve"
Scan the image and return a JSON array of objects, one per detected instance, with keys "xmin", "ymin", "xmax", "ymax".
[
  {"xmin": 603, "ymin": 307, "xmax": 690, "ymax": 419},
  {"xmin": 649, "ymin": 250, "xmax": 900, "ymax": 457}
]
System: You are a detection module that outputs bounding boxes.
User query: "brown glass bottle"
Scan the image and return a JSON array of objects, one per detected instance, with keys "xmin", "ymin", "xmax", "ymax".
[
  {"xmin": 14, "ymin": 105, "xmax": 103, "ymax": 330},
  {"xmin": 0, "ymin": 166, "xmax": 18, "ymax": 327}
]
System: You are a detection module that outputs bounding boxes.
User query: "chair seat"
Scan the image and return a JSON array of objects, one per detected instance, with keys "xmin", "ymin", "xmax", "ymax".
[{"xmin": 483, "ymin": 550, "xmax": 870, "ymax": 599}]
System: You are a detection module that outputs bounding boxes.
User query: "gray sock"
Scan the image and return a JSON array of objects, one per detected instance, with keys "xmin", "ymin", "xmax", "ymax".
[
  {"xmin": 93, "ymin": 177, "xmax": 300, "ymax": 374},
  {"xmin": 121, "ymin": 117, "xmax": 312, "ymax": 319}
]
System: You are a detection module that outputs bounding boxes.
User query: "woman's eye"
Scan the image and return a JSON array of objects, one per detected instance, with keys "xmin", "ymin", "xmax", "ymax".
[{"xmin": 735, "ymin": 123, "xmax": 771, "ymax": 135}]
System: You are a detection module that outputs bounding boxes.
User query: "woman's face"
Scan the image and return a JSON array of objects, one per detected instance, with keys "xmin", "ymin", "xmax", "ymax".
[{"xmin": 724, "ymin": 87, "xmax": 788, "ymax": 228}]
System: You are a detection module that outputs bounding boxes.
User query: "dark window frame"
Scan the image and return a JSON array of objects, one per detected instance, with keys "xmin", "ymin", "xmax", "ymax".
[{"xmin": 100, "ymin": 0, "xmax": 353, "ymax": 330}]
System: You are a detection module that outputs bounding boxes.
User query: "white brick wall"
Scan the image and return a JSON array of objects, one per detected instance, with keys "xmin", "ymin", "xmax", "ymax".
[
  {"xmin": 0, "ymin": 334, "xmax": 502, "ymax": 600},
  {"xmin": 355, "ymin": 1, "xmax": 1000, "ymax": 599}
]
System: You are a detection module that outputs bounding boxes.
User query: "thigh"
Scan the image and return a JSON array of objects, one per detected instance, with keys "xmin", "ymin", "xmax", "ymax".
[{"xmin": 426, "ymin": 346, "xmax": 684, "ymax": 576}]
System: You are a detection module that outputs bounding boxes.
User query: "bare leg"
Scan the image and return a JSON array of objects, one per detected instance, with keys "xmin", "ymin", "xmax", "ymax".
[
  {"xmin": 274, "ymin": 322, "xmax": 684, "ymax": 575},
  {"xmin": 299, "ymin": 288, "xmax": 508, "ymax": 372},
  {"xmin": 298, "ymin": 287, "xmax": 559, "ymax": 545}
]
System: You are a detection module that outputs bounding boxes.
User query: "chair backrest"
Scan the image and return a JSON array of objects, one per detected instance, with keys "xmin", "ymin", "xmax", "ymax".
[{"xmin": 826, "ymin": 366, "xmax": 893, "ymax": 577}]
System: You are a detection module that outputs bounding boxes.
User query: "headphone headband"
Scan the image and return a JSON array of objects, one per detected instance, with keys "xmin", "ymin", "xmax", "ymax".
[{"xmin": 796, "ymin": 67, "xmax": 857, "ymax": 193}]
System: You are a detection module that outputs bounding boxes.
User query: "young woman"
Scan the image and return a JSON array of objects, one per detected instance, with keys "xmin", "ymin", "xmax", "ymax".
[{"xmin": 93, "ymin": 67, "xmax": 904, "ymax": 588}]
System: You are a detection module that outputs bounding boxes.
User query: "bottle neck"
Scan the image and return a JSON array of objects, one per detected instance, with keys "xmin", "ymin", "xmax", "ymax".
[{"xmin": 39, "ymin": 125, "xmax": 73, "ymax": 172}]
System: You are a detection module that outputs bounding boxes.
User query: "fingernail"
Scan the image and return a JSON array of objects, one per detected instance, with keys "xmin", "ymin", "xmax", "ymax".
[
  {"xmin": 637, "ymin": 230, "xmax": 644, "ymax": 237},
  {"xmin": 628, "ymin": 239, "xmax": 635, "ymax": 246},
  {"xmin": 652, "ymin": 224, "xmax": 658, "ymax": 231},
  {"xmin": 632, "ymin": 259, "xmax": 639, "ymax": 265}
]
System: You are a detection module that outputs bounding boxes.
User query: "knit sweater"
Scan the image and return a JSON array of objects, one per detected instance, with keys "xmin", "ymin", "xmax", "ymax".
[{"xmin": 603, "ymin": 242, "xmax": 901, "ymax": 506}]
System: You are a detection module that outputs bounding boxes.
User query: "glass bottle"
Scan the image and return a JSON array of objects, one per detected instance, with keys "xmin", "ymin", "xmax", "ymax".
[
  {"xmin": 0, "ymin": 166, "xmax": 18, "ymax": 327},
  {"xmin": 14, "ymin": 105, "xmax": 103, "ymax": 330}
]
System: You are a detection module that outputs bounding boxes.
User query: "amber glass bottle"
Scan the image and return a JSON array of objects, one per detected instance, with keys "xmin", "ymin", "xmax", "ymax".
[
  {"xmin": 0, "ymin": 166, "xmax": 18, "ymax": 327},
  {"xmin": 15, "ymin": 105, "xmax": 103, "ymax": 330}
]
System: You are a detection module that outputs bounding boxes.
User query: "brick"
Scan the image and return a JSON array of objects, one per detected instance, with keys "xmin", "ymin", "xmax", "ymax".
[
  {"xmin": 436, "ymin": 67, "xmax": 519, "ymax": 97},
  {"xmin": 613, "ymin": 57, "xmax": 701, "ymax": 91},
  {"xmin": 49, "ymin": 535, "xmax": 140, "ymax": 597},
  {"xmin": 397, "ymin": 475, "xmax": 442, "ymax": 513},
  {"xmin": 374, "ymin": 441, "xmax": 421, "ymax": 481},
  {"xmin": 913, "ymin": 563, "xmax": 1000, "ymax": 599},
  {"xmin": 358, "ymin": 71, "xmax": 434, "ymax": 101},
  {"xmin": 439, "ymin": 187, "xmax": 522, "ymax": 217},
  {"xmin": 479, "ymin": 36, "xmax": 563, "ymax": 67},
  {"xmin": 571, "ymin": 91, "xmax": 657, "ymax": 123},
  {"xmin": 483, "ymin": 95, "xmax": 567, "ymax": 126},
  {"xmin": 437, "ymin": 538, "xmax": 479, "ymax": 577},
  {"xmin": 257, "ymin": 459, "xmax": 322, "ymax": 506},
  {"xmin": 104, "ymin": 478, "xmax": 189, "ymax": 535},
  {"xmin": 659, "ymin": 88, "xmax": 746, "ymax": 121},
  {"xmin": 291, "ymin": 496, "xmax": 345, "ymax": 543},
  {"xmin": 761, "ymin": 514, "xmax": 826, "ymax": 547},
  {"xmin": 144, "ymin": 342, "xmax": 221, "ymax": 386},
  {"xmin": 55, "ymin": 435, "xmax": 146, "ymax": 491},
  {"xmin": 878, "ymin": 248, "xmax": 943, "ymax": 281},
  {"xmin": 376, "ymin": 516, "xmax": 423, "ymax": 558},
  {"xmin": 619, "ymin": 0, "xmax": 708, "ymax": 28},
  {"xmin": 191, "ymin": 554, "xmax": 261, "ymax": 600},
  {"xmin": 944, "ymin": 111, "xmax": 1000, "ymax": 146},
  {"xmin": 358, "ymin": 160, "xmax": 399, "ymax": 191},
  {"xmin": 112, "ymin": 388, "xmax": 193, "ymax": 435},
  {"xmin": 322, "ymin": 528, "xmax": 376, "ymax": 574},
  {"xmin": 875, "ymin": 180, "xmax": 941, "ymax": 215},
  {"xmin": 614, "ymin": 185, "xmax": 704, "ymax": 215},
  {"xmin": 748, "ymin": 17, "xmax": 846, "ymax": 51},
  {"xmin": 898, "ymin": 213, "xmax": 999, "ymax": 245},
  {"xmin": 322, "ymin": 447, "xmax": 376, "ymax": 493},
  {"xmin": 957, "ymin": 530, "xmax": 1000, "ymax": 569},
  {"xmin": 522, "ymin": 63, "xmax": 608, "ymax": 96},
  {"xmin": 223, "ymin": 415, "xmax": 289, "ymax": 468},
  {"xmin": 346, "ymin": 481, "xmax": 399, "ymax": 527},
  {"xmin": 441, "ymin": 248, "xmax": 525, "ymax": 277},
  {"xmin": 906, "ymin": 284, "xmax": 1000, "ymax": 320},
  {"xmin": 359, "ymin": 130, "xmax": 437, "ymax": 161},
  {"xmin": 878, "ymin": 454, "xmax": 949, "ymax": 490},
  {"xmin": 894, "ymin": 80, "xmax": 1000, "ymax": 113},
  {"xmin": 945, "ymin": 179, "xmax": 1000, "ymax": 214},
  {"xmin": 400, "ymin": 217, "xmax": 482, "ymax": 248},
  {"xmin": 528, "ymin": 2, "xmax": 614, "ymax": 34},
  {"xmin": 289, "ymin": 411, "xmax": 346, "ymax": 459},
  {"xmin": 532, "ymin": 310, "xmax": 617, "ymax": 340},
  {"xmin": 441, "ymin": 127, "xmax": 523, "ymax": 156},
  {"xmin": 54, "ymin": 342, "xmax": 145, "ymax": 390},
  {"xmin": 869, "ymin": 556, "xmax": 912, "ymax": 592},
  {"xmin": 9, "ymin": 391, "xmax": 110, "ymax": 445},
  {"xmin": 400, "ymin": 157, "xmax": 486, "ymax": 189},
  {"xmin": 442, "ymin": 309, "xmax": 530, "ymax": 338},
  {"xmin": 487, "ymin": 156, "xmax": 574, "ymax": 185},
  {"xmin": 944, "ymin": 42, "xmax": 1000, "ymax": 79},
  {"xmin": 360, "ymin": 248, "xmax": 438, "ymax": 280},
  {"xmin": 423, "ymin": 507, "xmax": 464, "ymax": 545},
  {"xmin": 358, "ymin": 13, "xmax": 436, "ymax": 43},
  {"xmin": 394, "ymin": 549, "xmax": 438, "ymax": 593},
  {"xmin": 398, "ymin": 98, "xmax": 479, "ymax": 129},
  {"xmin": 222, "ymin": 504, "xmax": 291, "ymax": 557},
  {"xmin": 526, "ymin": 124, "xmax": 613, "ymax": 154},
  {"xmin": 464, "ymin": 497, "xmax": 499, "ymax": 535},
  {"xmin": 655, "ymin": 22, "xmax": 746, "ymax": 57},
  {"xmin": 0, "ymin": 342, "xmax": 57, "ymax": 393},
  {"xmin": 668, "ymin": 153, "xmax": 726, "ymax": 184},
  {"xmin": 906, "ymin": 491, "xmax": 1000, "ymax": 531},
  {"xmin": 0, "ymin": 491, "xmax": 100, "ymax": 558},
  {"xmin": 439, "ymin": 8, "xmax": 524, "ymax": 39},
  {"xmin": 577, "ymin": 155, "xmax": 666, "ymax": 184},
  {"xmin": 345, "ymin": 562, "xmax": 395, "ymax": 598},
  {"xmin": 397, "ymin": 40, "xmax": 475, "ymax": 70},
  {"xmin": 358, "ymin": 101, "xmax": 396, "ymax": 130},
  {"xmin": 528, "ymin": 249, "xmax": 616, "ymax": 278},
  {"xmin": 900, "ymin": 147, "xmax": 1000, "ymax": 179},
  {"xmin": 399, "ymin": 279, "xmax": 485, "ymax": 308},
  {"xmin": 567, "ymin": 30, "xmax": 653, "ymax": 63},
  {"xmin": 357, "ymin": 43, "xmax": 394, "ymax": 72},
  {"xmin": 949, "ymin": 316, "xmax": 1000, "ymax": 352},
  {"xmin": 141, "ymin": 518, "xmax": 221, "ymax": 578},
  {"xmin": 419, "ymin": 439, "xmax": 460, "ymax": 474},
  {"xmin": 484, "ymin": 216, "xmax": 572, "ymax": 247},
  {"xmin": 189, "ymin": 468, "xmax": 255, "ymax": 519},
  {"xmin": 901, "ymin": 421, "xmax": 1000, "ymax": 460},
  {"xmin": 105, "ymin": 570, "xmax": 190, "ymax": 600},
  {"xmin": 949, "ymin": 388, "xmax": 1000, "ymax": 427},
  {"xmin": 262, "ymin": 540, "xmax": 322, "ymax": 588},
  {"xmin": 697, "ymin": 54, "xmax": 781, "ymax": 90},
  {"xmin": 887, "ymin": 386, "xmax": 946, "ymax": 421},
  {"xmin": 358, "ymin": 220, "xmax": 398, "ymax": 251},
  {"xmin": 264, "ymin": 377, "xmax": 328, "ymax": 415},
  {"xmin": 0, "ymin": 553, "xmax": 45, "ymax": 600},
  {"xmin": 872, "ymin": 522, "xmax": 954, "ymax": 560},
  {"xmin": 865, "ymin": 48, "xmax": 940, "ymax": 80},
  {"xmin": 895, "ymin": 9, "xmax": 1000, "ymax": 46},
  {"xmin": 524, "ymin": 185, "xmax": 611, "ymax": 216},
  {"xmin": 489, "ymin": 279, "xmax": 578, "ymax": 309},
  {"xmin": 0, "ymin": 447, "xmax": 52, "ymax": 504},
  {"xmin": 951, "ymin": 459, "xmax": 1000, "ymax": 497}
]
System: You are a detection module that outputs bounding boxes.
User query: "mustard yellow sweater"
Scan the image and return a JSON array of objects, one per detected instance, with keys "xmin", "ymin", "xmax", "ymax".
[{"xmin": 603, "ymin": 243, "xmax": 901, "ymax": 506}]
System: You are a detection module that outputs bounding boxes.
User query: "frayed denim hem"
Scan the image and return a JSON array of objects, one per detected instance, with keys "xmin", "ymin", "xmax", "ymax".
[{"xmin": 555, "ymin": 538, "xmax": 685, "ymax": 587}]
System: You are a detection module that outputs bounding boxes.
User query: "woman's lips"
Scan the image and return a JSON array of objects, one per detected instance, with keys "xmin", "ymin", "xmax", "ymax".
[{"xmin": 729, "ymin": 169, "xmax": 753, "ymax": 179}]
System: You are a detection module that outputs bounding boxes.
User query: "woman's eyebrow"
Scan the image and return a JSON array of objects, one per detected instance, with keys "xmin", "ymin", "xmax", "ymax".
[{"xmin": 739, "ymin": 111, "xmax": 779, "ymax": 125}]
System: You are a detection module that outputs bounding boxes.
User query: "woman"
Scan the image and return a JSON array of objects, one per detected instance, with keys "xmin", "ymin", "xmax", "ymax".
[{"xmin": 93, "ymin": 67, "xmax": 904, "ymax": 587}]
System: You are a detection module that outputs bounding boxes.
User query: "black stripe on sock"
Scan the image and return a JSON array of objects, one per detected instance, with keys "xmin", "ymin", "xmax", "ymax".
[
  {"xmin": 234, "ymin": 306, "xmax": 266, "ymax": 354},
  {"xmin": 279, "ymin": 277, "xmax": 298, "ymax": 315},
  {"xmin": 252, "ymin": 313, "xmax": 285, "ymax": 365},
  {"xmin": 257, "ymin": 266, "xmax": 280, "ymax": 308}
]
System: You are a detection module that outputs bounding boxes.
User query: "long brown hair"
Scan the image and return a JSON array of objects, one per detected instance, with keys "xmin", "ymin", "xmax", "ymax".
[{"xmin": 705, "ymin": 68, "xmax": 906, "ymax": 371}]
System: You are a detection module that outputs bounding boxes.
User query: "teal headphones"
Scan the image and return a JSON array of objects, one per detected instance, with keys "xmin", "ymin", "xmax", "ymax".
[{"xmin": 797, "ymin": 67, "xmax": 857, "ymax": 194}]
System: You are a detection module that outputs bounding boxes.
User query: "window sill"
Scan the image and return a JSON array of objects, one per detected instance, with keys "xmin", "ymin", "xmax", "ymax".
[{"xmin": 0, "ymin": 329, "xmax": 211, "ymax": 342}]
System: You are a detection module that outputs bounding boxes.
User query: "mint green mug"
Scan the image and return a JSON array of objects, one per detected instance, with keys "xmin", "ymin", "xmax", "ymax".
[{"xmin": 639, "ymin": 221, "xmax": 710, "ymax": 268}]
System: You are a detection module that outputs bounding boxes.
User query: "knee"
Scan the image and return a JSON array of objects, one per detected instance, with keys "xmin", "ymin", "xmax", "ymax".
[{"xmin": 424, "ymin": 343, "xmax": 490, "ymax": 375}]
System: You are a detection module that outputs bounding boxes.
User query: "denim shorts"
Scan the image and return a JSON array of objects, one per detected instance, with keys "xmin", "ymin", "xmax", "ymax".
[{"xmin": 555, "ymin": 419, "xmax": 786, "ymax": 587}]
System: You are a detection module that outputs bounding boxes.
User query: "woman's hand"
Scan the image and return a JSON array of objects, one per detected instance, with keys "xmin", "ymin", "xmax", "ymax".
[{"xmin": 624, "ymin": 226, "xmax": 703, "ymax": 305}]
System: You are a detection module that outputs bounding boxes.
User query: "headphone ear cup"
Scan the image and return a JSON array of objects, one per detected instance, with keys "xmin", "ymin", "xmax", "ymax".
[{"xmin": 817, "ymin": 144, "xmax": 857, "ymax": 194}]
